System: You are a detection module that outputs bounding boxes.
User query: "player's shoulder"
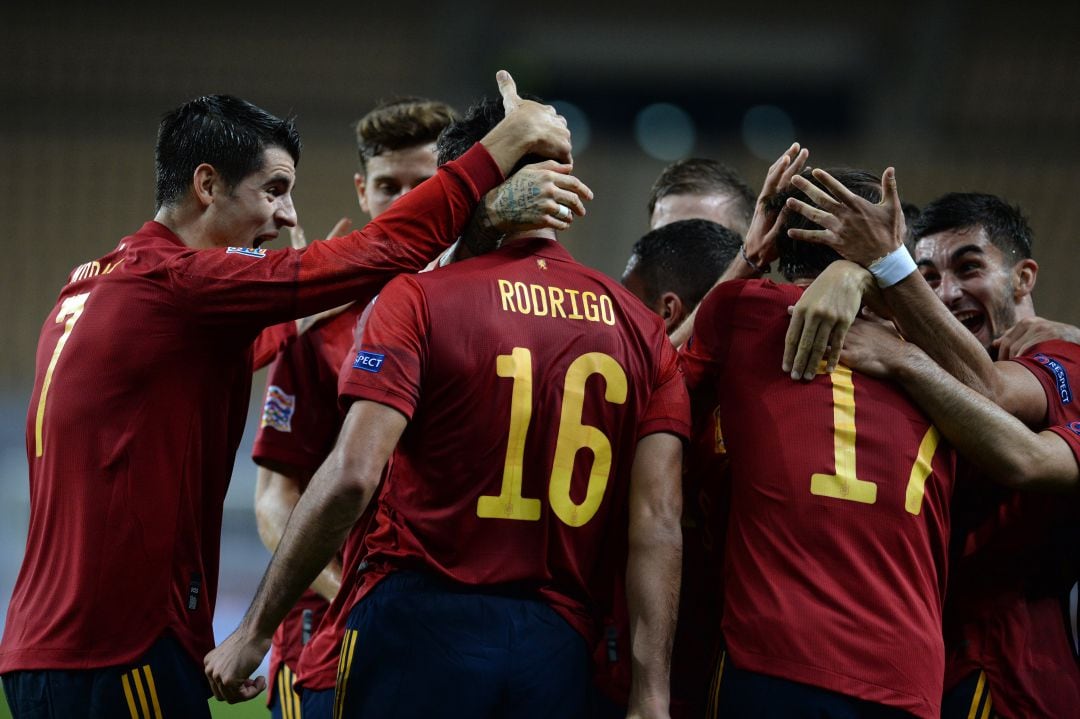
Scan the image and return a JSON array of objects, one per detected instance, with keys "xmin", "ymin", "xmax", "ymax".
[{"xmin": 698, "ymin": 278, "xmax": 797, "ymax": 321}]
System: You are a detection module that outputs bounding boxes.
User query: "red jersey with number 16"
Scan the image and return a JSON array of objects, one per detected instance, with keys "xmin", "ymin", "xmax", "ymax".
[
  {"xmin": 337, "ymin": 237, "xmax": 690, "ymax": 643},
  {"xmin": 681, "ymin": 279, "xmax": 957, "ymax": 719}
]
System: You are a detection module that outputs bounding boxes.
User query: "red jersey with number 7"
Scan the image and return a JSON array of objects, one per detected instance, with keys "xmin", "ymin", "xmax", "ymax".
[
  {"xmin": 337, "ymin": 237, "xmax": 690, "ymax": 643},
  {"xmin": 680, "ymin": 279, "xmax": 957, "ymax": 719}
]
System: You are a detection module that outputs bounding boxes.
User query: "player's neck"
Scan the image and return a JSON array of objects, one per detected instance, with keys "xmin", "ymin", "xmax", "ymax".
[{"xmin": 502, "ymin": 228, "xmax": 558, "ymax": 246}]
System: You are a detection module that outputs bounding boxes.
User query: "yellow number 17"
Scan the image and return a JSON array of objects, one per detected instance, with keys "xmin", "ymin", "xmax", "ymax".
[
  {"xmin": 811, "ymin": 365, "xmax": 941, "ymax": 515},
  {"xmin": 477, "ymin": 347, "xmax": 628, "ymax": 527},
  {"xmin": 34, "ymin": 292, "xmax": 90, "ymax": 457}
]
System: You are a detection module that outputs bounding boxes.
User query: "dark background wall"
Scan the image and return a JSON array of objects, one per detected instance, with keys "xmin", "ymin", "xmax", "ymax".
[{"xmin": 1, "ymin": 0, "xmax": 1077, "ymax": 644}]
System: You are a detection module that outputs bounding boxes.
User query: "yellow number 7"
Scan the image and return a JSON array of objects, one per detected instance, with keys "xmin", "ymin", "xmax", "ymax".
[
  {"xmin": 477, "ymin": 347, "xmax": 628, "ymax": 527},
  {"xmin": 811, "ymin": 365, "xmax": 941, "ymax": 515},
  {"xmin": 34, "ymin": 292, "xmax": 90, "ymax": 457}
]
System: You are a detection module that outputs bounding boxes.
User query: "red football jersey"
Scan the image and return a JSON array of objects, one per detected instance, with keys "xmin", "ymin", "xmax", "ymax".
[
  {"xmin": 0, "ymin": 144, "xmax": 504, "ymax": 673},
  {"xmin": 337, "ymin": 237, "xmax": 690, "ymax": 643},
  {"xmin": 252, "ymin": 322, "xmax": 297, "ymax": 371},
  {"xmin": 681, "ymin": 279, "xmax": 957, "ymax": 719},
  {"xmin": 944, "ymin": 340, "xmax": 1080, "ymax": 717}
]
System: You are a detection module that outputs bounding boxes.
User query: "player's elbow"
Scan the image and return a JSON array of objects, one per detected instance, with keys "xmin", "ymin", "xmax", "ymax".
[{"xmin": 993, "ymin": 435, "xmax": 1079, "ymax": 493}]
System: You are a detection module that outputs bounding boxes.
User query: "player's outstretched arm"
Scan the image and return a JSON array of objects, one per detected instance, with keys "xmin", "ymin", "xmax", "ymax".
[
  {"xmin": 841, "ymin": 319, "xmax": 1079, "ymax": 492},
  {"xmin": 205, "ymin": 400, "xmax": 406, "ymax": 703},
  {"xmin": 625, "ymin": 432, "xmax": 683, "ymax": 719},
  {"xmin": 668, "ymin": 142, "xmax": 808, "ymax": 349}
]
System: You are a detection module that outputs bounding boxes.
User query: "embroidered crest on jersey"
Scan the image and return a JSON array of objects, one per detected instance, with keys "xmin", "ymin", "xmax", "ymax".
[
  {"xmin": 260, "ymin": 385, "xmax": 296, "ymax": 432},
  {"xmin": 353, "ymin": 351, "xmax": 385, "ymax": 373},
  {"xmin": 1034, "ymin": 354, "xmax": 1072, "ymax": 404},
  {"xmin": 226, "ymin": 247, "xmax": 267, "ymax": 259},
  {"xmin": 537, "ymin": 259, "xmax": 548, "ymax": 270}
]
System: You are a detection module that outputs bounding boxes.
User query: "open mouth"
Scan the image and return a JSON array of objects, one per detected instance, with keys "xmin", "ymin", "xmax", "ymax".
[
  {"xmin": 252, "ymin": 234, "xmax": 275, "ymax": 249},
  {"xmin": 952, "ymin": 309, "xmax": 985, "ymax": 335}
]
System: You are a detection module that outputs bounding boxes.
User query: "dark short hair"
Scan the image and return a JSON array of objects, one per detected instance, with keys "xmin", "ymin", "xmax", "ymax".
[
  {"xmin": 647, "ymin": 159, "xmax": 755, "ymax": 233},
  {"xmin": 910, "ymin": 192, "xmax": 1033, "ymax": 261},
  {"xmin": 436, "ymin": 95, "xmax": 546, "ymax": 171},
  {"xmin": 155, "ymin": 94, "xmax": 301, "ymax": 210},
  {"xmin": 773, "ymin": 168, "xmax": 883, "ymax": 282},
  {"xmin": 625, "ymin": 219, "xmax": 743, "ymax": 310},
  {"xmin": 355, "ymin": 97, "xmax": 456, "ymax": 174}
]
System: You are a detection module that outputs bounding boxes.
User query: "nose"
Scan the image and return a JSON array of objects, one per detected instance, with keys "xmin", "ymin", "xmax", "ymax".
[
  {"xmin": 276, "ymin": 194, "xmax": 298, "ymax": 228},
  {"xmin": 937, "ymin": 273, "xmax": 963, "ymax": 305}
]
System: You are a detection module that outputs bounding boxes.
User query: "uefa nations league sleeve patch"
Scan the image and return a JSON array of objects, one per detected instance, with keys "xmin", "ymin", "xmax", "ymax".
[{"xmin": 260, "ymin": 385, "xmax": 295, "ymax": 432}]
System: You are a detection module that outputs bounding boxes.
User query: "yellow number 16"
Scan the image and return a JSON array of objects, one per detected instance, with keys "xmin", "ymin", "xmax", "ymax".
[{"xmin": 477, "ymin": 347, "xmax": 628, "ymax": 527}]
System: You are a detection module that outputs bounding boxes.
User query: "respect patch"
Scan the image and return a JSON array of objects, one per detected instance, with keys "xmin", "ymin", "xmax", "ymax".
[
  {"xmin": 353, "ymin": 350, "xmax": 386, "ymax": 373},
  {"xmin": 1034, "ymin": 354, "xmax": 1072, "ymax": 405}
]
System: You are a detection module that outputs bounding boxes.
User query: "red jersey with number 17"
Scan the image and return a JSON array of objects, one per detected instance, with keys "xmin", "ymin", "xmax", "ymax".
[
  {"xmin": 337, "ymin": 237, "xmax": 690, "ymax": 643},
  {"xmin": 681, "ymin": 279, "xmax": 957, "ymax": 719}
]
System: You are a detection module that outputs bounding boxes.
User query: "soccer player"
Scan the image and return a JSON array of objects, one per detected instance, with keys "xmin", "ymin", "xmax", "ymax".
[
  {"xmin": 253, "ymin": 96, "xmax": 593, "ymax": 719},
  {"xmin": 682, "ymin": 168, "xmax": 959, "ymax": 719},
  {"xmin": 205, "ymin": 91, "xmax": 689, "ymax": 719},
  {"xmin": 647, "ymin": 158, "xmax": 755, "ymax": 234},
  {"xmin": 617, "ymin": 219, "xmax": 742, "ymax": 719},
  {"xmin": 655, "ymin": 145, "xmax": 809, "ymax": 348},
  {"xmin": 252, "ymin": 95, "xmax": 454, "ymax": 719},
  {"xmin": 0, "ymin": 73, "xmax": 572, "ymax": 719},
  {"xmin": 783, "ymin": 181, "xmax": 1080, "ymax": 718}
]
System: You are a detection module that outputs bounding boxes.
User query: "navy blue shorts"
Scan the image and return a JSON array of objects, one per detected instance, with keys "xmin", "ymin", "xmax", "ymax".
[
  {"xmin": 269, "ymin": 663, "xmax": 301, "ymax": 719},
  {"xmin": 336, "ymin": 571, "xmax": 590, "ymax": 719},
  {"xmin": 1, "ymin": 634, "xmax": 210, "ymax": 719},
  {"xmin": 300, "ymin": 685, "xmax": 333, "ymax": 718},
  {"xmin": 941, "ymin": 670, "xmax": 1000, "ymax": 719},
  {"xmin": 712, "ymin": 652, "xmax": 916, "ymax": 718}
]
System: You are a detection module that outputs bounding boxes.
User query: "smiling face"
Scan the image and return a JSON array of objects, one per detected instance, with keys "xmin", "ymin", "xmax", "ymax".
[
  {"xmin": 204, "ymin": 145, "xmax": 298, "ymax": 248},
  {"xmin": 915, "ymin": 226, "xmax": 1023, "ymax": 350},
  {"xmin": 356, "ymin": 142, "xmax": 438, "ymax": 219}
]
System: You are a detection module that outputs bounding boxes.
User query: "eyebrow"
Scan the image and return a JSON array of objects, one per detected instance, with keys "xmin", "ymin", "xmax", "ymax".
[{"xmin": 948, "ymin": 244, "xmax": 986, "ymax": 263}]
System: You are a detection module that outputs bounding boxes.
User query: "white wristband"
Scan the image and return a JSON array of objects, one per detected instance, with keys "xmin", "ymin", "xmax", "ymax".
[{"xmin": 867, "ymin": 245, "xmax": 917, "ymax": 288}]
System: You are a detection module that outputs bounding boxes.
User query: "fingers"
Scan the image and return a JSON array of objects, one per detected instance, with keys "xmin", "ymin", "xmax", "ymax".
[
  {"xmin": 287, "ymin": 225, "xmax": 307, "ymax": 251},
  {"xmin": 789, "ymin": 174, "xmax": 841, "ymax": 212},
  {"xmin": 496, "ymin": 70, "xmax": 521, "ymax": 114},
  {"xmin": 779, "ymin": 147, "xmax": 810, "ymax": 189},
  {"xmin": 881, "ymin": 167, "xmax": 901, "ymax": 209},
  {"xmin": 783, "ymin": 306, "xmax": 806, "ymax": 374},
  {"xmin": 790, "ymin": 314, "xmax": 831, "ymax": 381},
  {"xmin": 825, "ymin": 322, "xmax": 850, "ymax": 374},
  {"xmin": 325, "ymin": 216, "xmax": 352, "ymax": 240},
  {"xmin": 784, "ymin": 197, "xmax": 839, "ymax": 234},
  {"xmin": 810, "ymin": 168, "xmax": 860, "ymax": 206}
]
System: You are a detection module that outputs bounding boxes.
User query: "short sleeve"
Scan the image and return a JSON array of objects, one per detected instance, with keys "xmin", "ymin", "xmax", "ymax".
[
  {"xmin": 1009, "ymin": 340, "xmax": 1080, "ymax": 425},
  {"xmin": 337, "ymin": 275, "xmax": 427, "ymax": 419},
  {"xmin": 637, "ymin": 335, "xmax": 692, "ymax": 442}
]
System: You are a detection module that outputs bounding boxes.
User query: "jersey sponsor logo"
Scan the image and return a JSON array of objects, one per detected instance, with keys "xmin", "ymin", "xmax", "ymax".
[
  {"xmin": 353, "ymin": 350, "xmax": 385, "ymax": 373},
  {"xmin": 261, "ymin": 385, "xmax": 296, "ymax": 432},
  {"xmin": 226, "ymin": 246, "xmax": 267, "ymax": 258},
  {"xmin": 496, "ymin": 279, "xmax": 616, "ymax": 326},
  {"xmin": 1034, "ymin": 354, "xmax": 1072, "ymax": 404}
]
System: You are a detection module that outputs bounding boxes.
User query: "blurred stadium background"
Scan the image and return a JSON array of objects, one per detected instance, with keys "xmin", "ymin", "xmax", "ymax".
[{"xmin": 1, "ymin": 2, "xmax": 1077, "ymax": 713}]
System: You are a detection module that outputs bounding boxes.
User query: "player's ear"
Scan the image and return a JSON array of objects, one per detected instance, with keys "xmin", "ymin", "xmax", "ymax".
[
  {"xmin": 355, "ymin": 173, "xmax": 371, "ymax": 215},
  {"xmin": 659, "ymin": 292, "xmax": 686, "ymax": 333},
  {"xmin": 1012, "ymin": 258, "xmax": 1038, "ymax": 301},
  {"xmin": 192, "ymin": 163, "xmax": 218, "ymax": 208}
]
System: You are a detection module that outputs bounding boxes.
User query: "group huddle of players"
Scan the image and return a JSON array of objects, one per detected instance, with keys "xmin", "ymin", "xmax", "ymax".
[{"xmin": 1, "ymin": 71, "xmax": 1078, "ymax": 719}]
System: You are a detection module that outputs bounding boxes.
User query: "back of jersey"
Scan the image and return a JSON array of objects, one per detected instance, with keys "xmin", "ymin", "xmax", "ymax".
[
  {"xmin": 338, "ymin": 237, "xmax": 689, "ymax": 640},
  {"xmin": 682, "ymin": 279, "xmax": 956, "ymax": 719}
]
